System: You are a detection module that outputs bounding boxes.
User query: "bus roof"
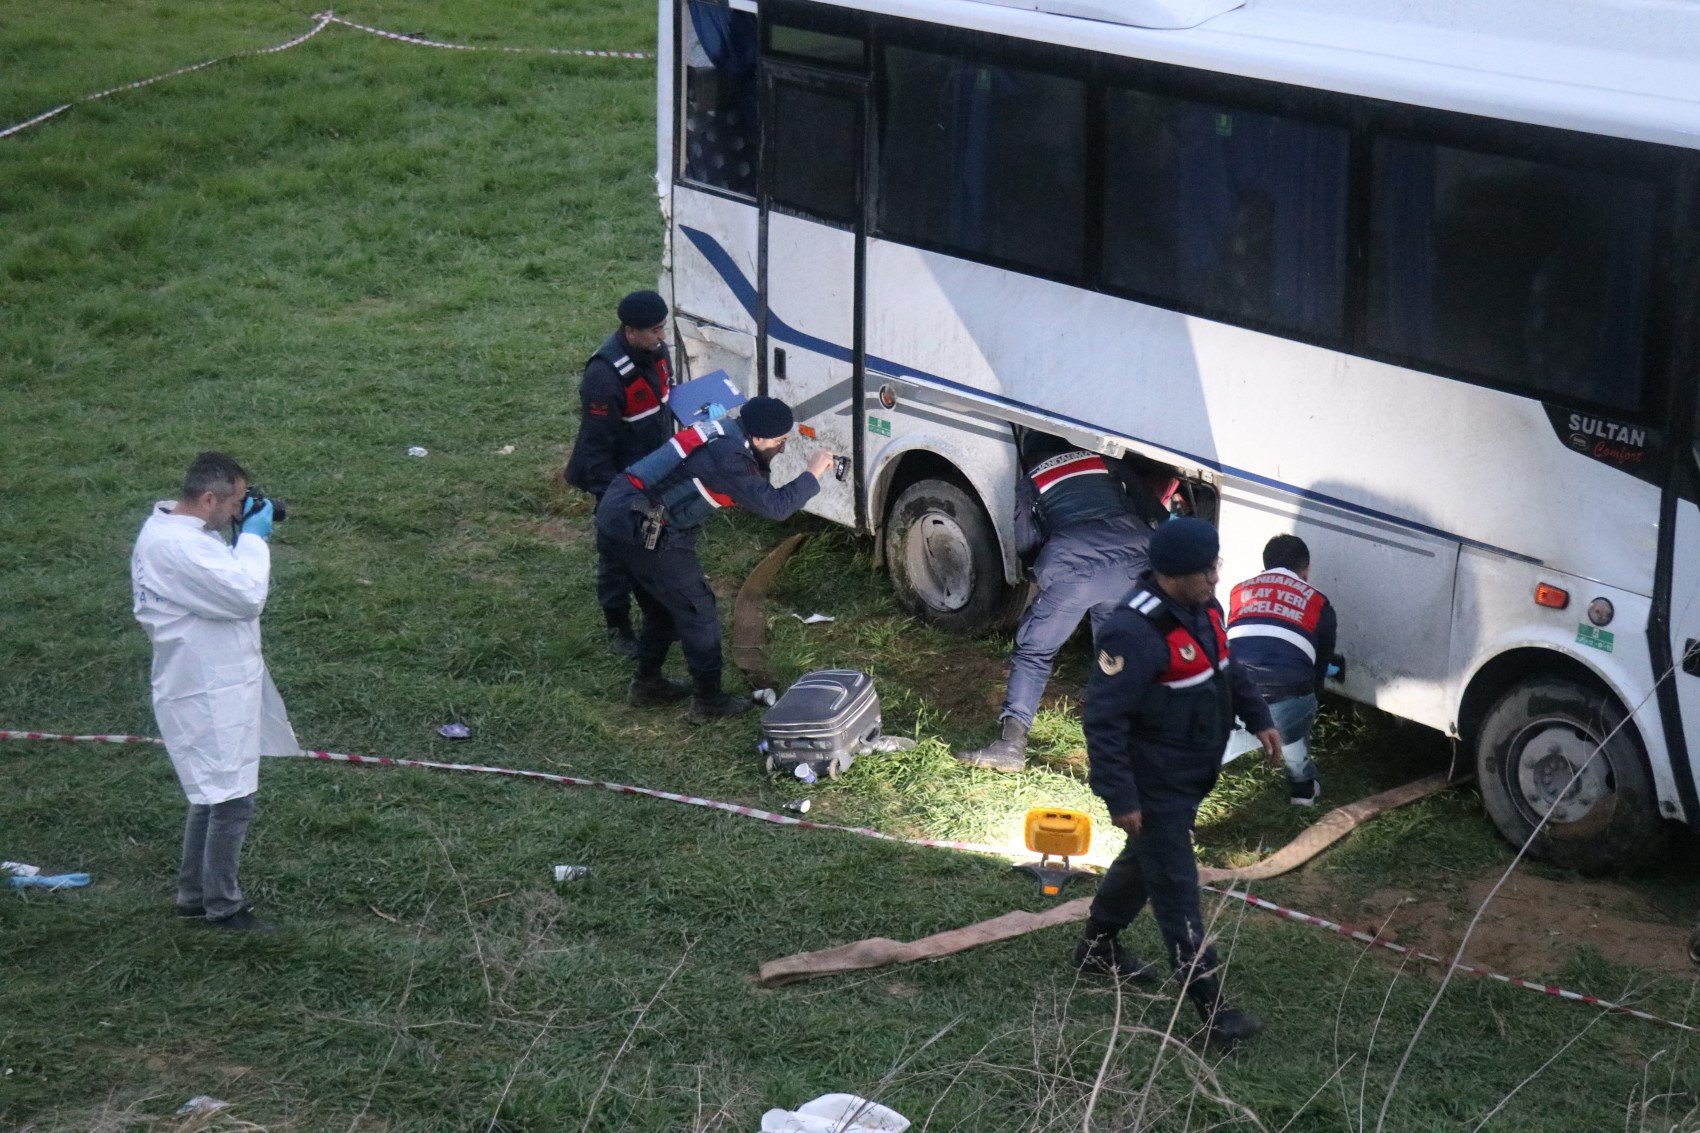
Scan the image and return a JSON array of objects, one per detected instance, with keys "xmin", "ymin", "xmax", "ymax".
[{"xmin": 838, "ymin": 0, "xmax": 1700, "ymax": 150}]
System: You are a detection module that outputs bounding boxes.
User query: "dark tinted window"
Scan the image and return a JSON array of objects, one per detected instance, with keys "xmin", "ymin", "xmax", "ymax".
[
  {"xmin": 769, "ymin": 82, "xmax": 861, "ymax": 225},
  {"xmin": 878, "ymin": 47, "xmax": 1086, "ymax": 278},
  {"xmin": 769, "ymin": 24, "xmax": 864, "ymax": 67},
  {"xmin": 1102, "ymin": 90, "xmax": 1349, "ymax": 337},
  {"xmin": 681, "ymin": 1, "xmax": 759, "ymax": 197},
  {"xmin": 1367, "ymin": 139, "xmax": 1657, "ymax": 412}
]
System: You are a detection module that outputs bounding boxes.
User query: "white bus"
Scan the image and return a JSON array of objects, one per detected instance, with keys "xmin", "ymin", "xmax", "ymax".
[{"xmin": 654, "ymin": 0, "xmax": 1700, "ymax": 872}]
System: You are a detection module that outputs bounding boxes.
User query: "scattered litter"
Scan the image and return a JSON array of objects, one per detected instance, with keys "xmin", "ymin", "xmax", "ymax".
[
  {"xmin": 494, "ymin": 444, "xmax": 515, "ymax": 455},
  {"xmin": 437, "ymin": 722, "xmax": 472, "ymax": 740},
  {"xmin": 783, "ymin": 799, "xmax": 812, "ymax": 814},
  {"xmin": 356, "ymin": 578, "xmax": 373, "ymax": 586},
  {"xmin": 1, "ymin": 861, "xmax": 40, "ymax": 877},
  {"xmin": 175, "ymin": 1097, "xmax": 230, "ymax": 1118},
  {"xmin": 793, "ymin": 763, "xmax": 818, "ymax": 785},
  {"xmin": 858, "ymin": 736, "xmax": 917, "ymax": 755},
  {"xmin": 553, "ymin": 864, "xmax": 590, "ymax": 883},
  {"xmin": 790, "ymin": 613, "xmax": 835, "ymax": 625},
  {"xmin": 761, "ymin": 1093, "xmax": 910, "ymax": 1133},
  {"xmin": 7, "ymin": 872, "xmax": 90, "ymax": 891},
  {"xmin": 406, "ymin": 445, "xmax": 428, "ymax": 458},
  {"xmin": 753, "ymin": 688, "xmax": 778, "ymax": 707}
]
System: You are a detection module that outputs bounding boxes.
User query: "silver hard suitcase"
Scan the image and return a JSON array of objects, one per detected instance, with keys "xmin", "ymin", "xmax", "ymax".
[{"xmin": 760, "ymin": 669, "xmax": 881, "ymax": 781}]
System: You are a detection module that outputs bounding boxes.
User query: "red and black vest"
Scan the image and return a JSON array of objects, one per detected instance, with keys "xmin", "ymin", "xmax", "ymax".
[
  {"xmin": 592, "ymin": 336, "xmax": 671, "ymax": 424},
  {"xmin": 1126, "ymin": 586, "xmax": 1236, "ymax": 750},
  {"xmin": 1227, "ymin": 568, "xmax": 1327, "ymax": 670},
  {"xmin": 1026, "ymin": 449, "xmax": 1136, "ymax": 532},
  {"xmin": 623, "ymin": 419, "xmax": 742, "ymax": 531}
]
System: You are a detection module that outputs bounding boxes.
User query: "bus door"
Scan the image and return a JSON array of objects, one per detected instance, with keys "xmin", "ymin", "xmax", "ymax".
[
  {"xmin": 1664, "ymin": 399, "xmax": 1700, "ymax": 826},
  {"xmin": 757, "ymin": 64, "xmax": 867, "ymax": 528}
]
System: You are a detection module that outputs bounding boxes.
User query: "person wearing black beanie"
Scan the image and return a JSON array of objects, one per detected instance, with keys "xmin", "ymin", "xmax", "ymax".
[
  {"xmin": 565, "ymin": 290, "xmax": 677, "ymax": 657},
  {"xmin": 594, "ymin": 394, "xmax": 836, "ymax": 721},
  {"xmin": 1070, "ymin": 515, "xmax": 1280, "ymax": 1048}
]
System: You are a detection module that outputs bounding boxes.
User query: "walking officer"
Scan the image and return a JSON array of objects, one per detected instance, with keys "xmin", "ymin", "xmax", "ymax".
[
  {"xmin": 957, "ymin": 431, "xmax": 1171, "ymax": 772},
  {"xmin": 595, "ymin": 396, "xmax": 834, "ymax": 721},
  {"xmin": 565, "ymin": 290, "xmax": 676, "ymax": 657},
  {"xmin": 1073, "ymin": 517, "xmax": 1279, "ymax": 1047}
]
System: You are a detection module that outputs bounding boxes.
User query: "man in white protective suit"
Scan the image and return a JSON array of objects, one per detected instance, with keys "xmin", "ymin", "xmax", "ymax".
[{"xmin": 131, "ymin": 451, "xmax": 300, "ymax": 933}]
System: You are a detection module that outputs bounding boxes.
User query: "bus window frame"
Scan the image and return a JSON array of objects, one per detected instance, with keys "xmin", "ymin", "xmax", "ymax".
[{"xmin": 675, "ymin": 0, "xmax": 763, "ymax": 205}]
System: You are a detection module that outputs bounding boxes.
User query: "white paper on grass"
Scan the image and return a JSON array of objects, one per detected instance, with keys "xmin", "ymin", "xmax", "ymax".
[
  {"xmin": 759, "ymin": 1093, "xmax": 910, "ymax": 1133},
  {"xmin": 791, "ymin": 613, "xmax": 835, "ymax": 624}
]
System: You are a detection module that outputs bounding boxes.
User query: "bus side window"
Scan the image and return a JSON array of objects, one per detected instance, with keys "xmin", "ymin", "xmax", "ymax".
[
  {"xmin": 1365, "ymin": 140, "xmax": 1657, "ymax": 415},
  {"xmin": 877, "ymin": 47, "xmax": 1087, "ymax": 280},
  {"xmin": 681, "ymin": 0, "xmax": 760, "ymax": 198},
  {"xmin": 1100, "ymin": 90, "xmax": 1349, "ymax": 340}
]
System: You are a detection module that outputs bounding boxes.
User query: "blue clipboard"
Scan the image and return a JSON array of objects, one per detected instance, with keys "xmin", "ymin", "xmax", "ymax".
[{"xmin": 669, "ymin": 370, "xmax": 748, "ymax": 424}]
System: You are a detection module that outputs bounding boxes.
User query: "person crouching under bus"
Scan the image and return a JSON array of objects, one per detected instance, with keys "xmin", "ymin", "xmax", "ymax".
[
  {"xmin": 594, "ymin": 396, "xmax": 834, "ymax": 722},
  {"xmin": 1222, "ymin": 535, "xmax": 1337, "ymax": 805},
  {"xmin": 956, "ymin": 431, "xmax": 1171, "ymax": 772},
  {"xmin": 1075, "ymin": 518, "xmax": 1279, "ymax": 1046}
]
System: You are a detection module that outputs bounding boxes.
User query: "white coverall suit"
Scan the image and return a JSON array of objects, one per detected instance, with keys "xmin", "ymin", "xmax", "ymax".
[
  {"xmin": 132, "ymin": 502, "xmax": 299, "ymax": 920},
  {"xmin": 131, "ymin": 504, "xmax": 300, "ymax": 802}
]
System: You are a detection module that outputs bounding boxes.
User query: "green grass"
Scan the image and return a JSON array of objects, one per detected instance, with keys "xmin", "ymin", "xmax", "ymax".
[{"xmin": 4, "ymin": 3, "xmax": 1700, "ymax": 1129}]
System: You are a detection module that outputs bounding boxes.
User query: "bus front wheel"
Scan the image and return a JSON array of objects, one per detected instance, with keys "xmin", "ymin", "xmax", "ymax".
[
  {"xmin": 1475, "ymin": 676, "xmax": 1666, "ymax": 873},
  {"xmin": 883, "ymin": 478, "xmax": 1022, "ymax": 636}
]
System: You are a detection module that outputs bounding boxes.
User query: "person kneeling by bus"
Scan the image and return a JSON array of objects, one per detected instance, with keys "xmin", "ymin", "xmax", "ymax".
[
  {"xmin": 1075, "ymin": 518, "xmax": 1278, "ymax": 1046},
  {"xmin": 1222, "ymin": 535, "xmax": 1337, "ymax": 806},
  {"xmin": 594, "ymin": 396, "xmax": 833, "ymax": 722},
  {"xmin": 956, "ymin": 431, "xmax": 1171, "ymax": 773}
]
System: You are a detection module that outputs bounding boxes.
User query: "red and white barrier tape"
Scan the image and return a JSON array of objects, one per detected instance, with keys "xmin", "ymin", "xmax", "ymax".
[
  {"xmin": 322, "ymin": 14, "xmax": 654, "ymax": 59},
  {"xmin": 2, "ymin": 11, "xmax": 650, "ymax": 141},
  {"xmin": 1202, "ymin": 886, "xmax": 1699, "ymax": 1034},
  {"xmin": 0, "ymin": 730, "xmax": 1007, "ymax": 857},
  {"xmin": 1, "ymin": 14, "xmax": 334, "ymax": 140},
  {"xmin": 5, "ymin": 727, "xmax": 1695, "ymax": 1034}
]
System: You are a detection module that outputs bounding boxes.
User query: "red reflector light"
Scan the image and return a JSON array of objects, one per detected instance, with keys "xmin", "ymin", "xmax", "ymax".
[
  {"xmin": 1535, "ymin": 583, "xmax": 1570, "ymax": 609},
  {"xmin": 798, "ymin": 424, "xmax": 817, "ymax": 439}
]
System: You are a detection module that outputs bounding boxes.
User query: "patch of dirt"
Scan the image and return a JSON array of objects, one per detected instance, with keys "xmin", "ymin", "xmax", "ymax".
[{"xmin": 1284, "ymin": 871, "xmax": 1699, "ymax": 980}]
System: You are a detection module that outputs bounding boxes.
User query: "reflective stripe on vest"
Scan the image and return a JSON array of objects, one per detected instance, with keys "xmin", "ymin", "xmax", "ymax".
[
  {"xmin": 1029, "ymin": 450, "xmax": 1111, "ymax": 494},
  {"xmin": 1227, "ymin": 569, "xmax": 1325, "ymax": 663},
  {"xmin": 1128, "ymin": 588, "xmax": 1231, "ymax": 689},
  {"xmin": 620, "ymin": 358, "xmax": 670, "ymax": 423}
]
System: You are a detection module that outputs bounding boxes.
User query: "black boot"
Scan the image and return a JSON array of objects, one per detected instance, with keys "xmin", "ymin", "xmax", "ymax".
[
  {"xmin": 628, "ymin": 671, "xmax": 691, "ymax": 706},
  {"xmin": 1185, "ymin": 974, "xmax": 1263, "ymax": 1047},
  {"xmin": 604, "ymin": 618, "xmax": 641, "ymax": 659},
  {"xmin": 955, "ymin": 716, "xmax": 1028, "ymax": 772},
  {"xmin": 688, "ymin": 670, "xmax": 754, "ymax": 723},
  {"xmin": 1072, "ymin": 920, "xmax": 1159, "ymax": 982}
]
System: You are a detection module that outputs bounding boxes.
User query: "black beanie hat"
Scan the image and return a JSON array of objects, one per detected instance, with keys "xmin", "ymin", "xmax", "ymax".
[
  {"xmin": 738, "ymin": 396, "xmax": 794, "ymax": 440},
  {"xmin": 1148, "ymin": 517, "xmax": 1219, "ymax": 575},
  {"xmin": 616, "ymin": 289, "xmax": 668, "ymax": 329}
]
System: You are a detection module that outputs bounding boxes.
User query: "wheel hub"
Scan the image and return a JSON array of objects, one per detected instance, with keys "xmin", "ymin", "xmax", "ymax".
[
  {"xmin": 1514, "ymin": 723, "xmax": 1609, "ymax": 825},
  {"xmin": 905, "ymin": 511, "xmax": 973, "ymax": 613}
]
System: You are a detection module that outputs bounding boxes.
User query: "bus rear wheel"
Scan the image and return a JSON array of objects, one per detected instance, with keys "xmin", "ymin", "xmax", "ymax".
[
  {"xmin": 1475, "ymin": 676, "xmax": 1666, "ymax": 873},
  {"xmin": 884, "ymin": 478, "xmax": 1022, "ymax": 636}
]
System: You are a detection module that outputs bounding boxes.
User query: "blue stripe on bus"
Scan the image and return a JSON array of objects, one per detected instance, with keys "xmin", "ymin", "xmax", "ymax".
[{"xmin": 679, "ymin": 224, "xmax": 1536, "ymax": 564}]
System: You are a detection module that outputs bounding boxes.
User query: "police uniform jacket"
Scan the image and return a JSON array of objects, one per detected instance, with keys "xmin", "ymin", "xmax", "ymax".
[
  {"xmin": 1083, "ymin": 573, "xmax": 1274, "ymax": 818},
  {"xmin": 564, "ymin": 330, "xmax": 673, "ymax": 496},
  {"xmin": 1014, "ymin": 451, "xmax": 1167, "ymax": 580},
  {"xmin": 595, "ymin": 424, "xmax": 820, "ymax": 553}
]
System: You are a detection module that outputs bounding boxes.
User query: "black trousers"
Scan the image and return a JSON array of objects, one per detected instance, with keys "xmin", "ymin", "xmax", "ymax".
[
  {"xmin": 590, "ymin": 491, "xmax": 636, "ymax": 628},
  {"xmin": 1088, "ymin": 806, "xmax": 1219, "ymax": 979},
  {"xmin": 596, "ymin": 537, "xmax": 722, "ymax": 680}
]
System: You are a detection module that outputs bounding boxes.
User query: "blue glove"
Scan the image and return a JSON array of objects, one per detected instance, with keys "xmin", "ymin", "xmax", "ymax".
[
  {"xmin": 8, "ymin": 872, "xmax": 90, "ymax": 890},
  {"xmin": 240, "ymin": 498, "xmax": 274, "ymax": 541},
  {"xmin": 703, "ymin": 402, "xmax": 727, "ymax": 421}
]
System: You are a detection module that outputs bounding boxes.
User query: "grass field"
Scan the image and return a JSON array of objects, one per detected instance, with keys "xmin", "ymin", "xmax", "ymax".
[{"xmin": 3, "ymin": 3, "xmax": 1699, "ymax": 1129}]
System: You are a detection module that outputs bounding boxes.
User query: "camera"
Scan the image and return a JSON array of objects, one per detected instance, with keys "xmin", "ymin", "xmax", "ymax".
[{"xmin": 244, "ymin": 485, "xmax": 288, "ymax": 523}]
